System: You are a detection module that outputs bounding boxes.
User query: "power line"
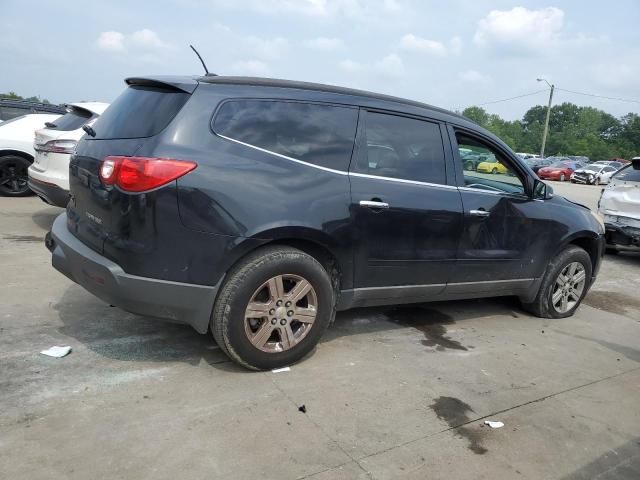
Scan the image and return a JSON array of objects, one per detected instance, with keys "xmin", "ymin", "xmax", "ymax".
[
  {"xmin": 458, "ymin": 89, "xmax": 548, "ymax": 110},
  {"xmin": 555, "ymin": 87, "xmax": 640, "ymax": 105}
]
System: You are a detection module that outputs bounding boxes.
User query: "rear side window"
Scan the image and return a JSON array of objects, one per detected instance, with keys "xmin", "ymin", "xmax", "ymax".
[
  {"xmin": 352, "ymin": 111, "xmax": 446, "ymax": 185},
  {"xmin": 93, "ymin": 86, "xmax": 189, "ymax": 139},
  {"xmin": 213, "ymin": 100, "xmax": 358, "ymax": 171},
  {"xmin": 46, "ymin": 108, "xmax": 92, "ymax": 131},
  {"xmin": 614, "ymin": 164, "xmax": 640, "ymax": 182}
]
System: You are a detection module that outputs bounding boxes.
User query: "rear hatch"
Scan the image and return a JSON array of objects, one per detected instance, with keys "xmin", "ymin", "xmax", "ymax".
[
  {"xmin": 34, "ymin": 105, "xmax": 94, "ymax": 171},
  {"xmin": 67, "ymin": 78, "xmax": 195, "ymax": 253}
]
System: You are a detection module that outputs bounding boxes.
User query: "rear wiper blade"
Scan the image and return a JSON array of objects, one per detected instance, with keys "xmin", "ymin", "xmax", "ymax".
[
  {"xmin": 44, "ymin": 122, "xmax": 57, "ymax": 128},
  {"xmin": 82, "ymin": 124, "xmax": 96, "ymax": 137}
]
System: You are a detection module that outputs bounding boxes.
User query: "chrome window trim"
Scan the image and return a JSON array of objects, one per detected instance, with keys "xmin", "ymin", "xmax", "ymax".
[
  {"xmin": 458, "ymin": 185, "xmax": 529, "ymax": 200},
  {"xmin": 217, "ymin": 133, "xmax": 457, "ymax": 190},
  {"xmin": 349, "ymin": 172, "xmax": 457, "ymax": 190},
  {"xmin": 217, "ymin": 134, "xmax": 349, "ymax": 176}
]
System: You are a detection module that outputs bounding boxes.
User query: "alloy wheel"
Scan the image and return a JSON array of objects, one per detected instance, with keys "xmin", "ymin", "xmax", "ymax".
[
  {"xmin": 0, "ymin": 160, "xmax": 29, "ymax": 195},
  {"xmin": 551, "ymin": 262, "xmax": 586, "ymax": 313},
  {"xmin": 244, "ymin": 274, "xmax": 318, "ymax": 353}
]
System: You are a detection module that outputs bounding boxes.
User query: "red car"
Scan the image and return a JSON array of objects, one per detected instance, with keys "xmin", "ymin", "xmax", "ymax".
[{"xmin": 537, "ymin": 160, "xmax": 583, "ymax": 182}]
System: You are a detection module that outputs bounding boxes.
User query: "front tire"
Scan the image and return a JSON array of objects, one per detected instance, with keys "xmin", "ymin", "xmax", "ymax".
[
  {"xmin": 491, "ymin": 167, "xmax": 498, "ymax": 174},
  {"xmin": 0, "ymin": 155, "xmax": 33, "ymax": 197},
  {"xmin": 521, "ymin": 246, "xmax": 592, "ymax": 318},
  {"xmin": 211, "ymin": 246, "xmax": 335, "ymax": 370}
]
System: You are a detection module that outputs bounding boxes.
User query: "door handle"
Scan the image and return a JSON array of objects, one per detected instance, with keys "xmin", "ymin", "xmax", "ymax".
[
  {"xmin": 360, "ymin": 200, "xmax": 389, "ymax": 209},
  {"xmin": 469, "ymin": 209, "xmax": 490, "ymax": 217}
]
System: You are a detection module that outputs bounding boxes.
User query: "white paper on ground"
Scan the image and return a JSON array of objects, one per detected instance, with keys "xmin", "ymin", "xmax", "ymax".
[
  {"xmin": 484, "ymin": 420, "xmax": 504, "ymax": 429},
  {"xmin": 272, "ymin": 367, "xmax": 291, "ymax": 373},
  {"xmin": 40, "ymin": 346, "xmax": 72, "ymax": 358}
]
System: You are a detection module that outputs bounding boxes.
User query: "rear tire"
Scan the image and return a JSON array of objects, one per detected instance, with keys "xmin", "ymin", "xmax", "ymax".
[
  {"xmin": 521, "ymin": 246, "xmax": 592, "ymax": 318},
  {"xmin": 0, "ymin": 155, "xmax": 33, "ymax": 197},
  {"xmin": 211, "ymin": 245, "xmax": 335, "ymax": 370}
]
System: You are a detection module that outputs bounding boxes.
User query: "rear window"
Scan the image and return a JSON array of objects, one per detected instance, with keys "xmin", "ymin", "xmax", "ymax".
[
  {"xmin": 46, "ymin": 108, "xmax": 92, "ymax": 131},
  {"xmin": 213, "ymin": 100, "xmax": 358, "ymax": 171},
  {"xmin": 613, "ymin": 164, "xmax": 640, "ymax": 182},
  {"xmin": 92, "ymin": 86, "xmax": 189, "ymax": 139}
]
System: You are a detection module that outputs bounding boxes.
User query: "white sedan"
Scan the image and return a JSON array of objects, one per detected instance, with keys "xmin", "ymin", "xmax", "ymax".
[{"xmin": 570, "ymin": 164, "xmax": 619, "ymax": 185}]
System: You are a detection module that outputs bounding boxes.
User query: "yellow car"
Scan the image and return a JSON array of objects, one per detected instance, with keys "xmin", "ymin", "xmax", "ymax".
[{"xmin": 476, "ymin": 161, "xmax": 508, "ymax": 174}]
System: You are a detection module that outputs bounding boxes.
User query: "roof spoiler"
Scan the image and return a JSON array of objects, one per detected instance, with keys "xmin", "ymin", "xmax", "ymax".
[{"xmin": 125, "ymin": 76, "xmax": 199, "ymax": 94}]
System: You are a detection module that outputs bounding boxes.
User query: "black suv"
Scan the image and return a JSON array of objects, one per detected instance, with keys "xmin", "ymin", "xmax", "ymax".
[{"xmin": 47, "ymin": 76, "xmax": 605, "ymax": 370}]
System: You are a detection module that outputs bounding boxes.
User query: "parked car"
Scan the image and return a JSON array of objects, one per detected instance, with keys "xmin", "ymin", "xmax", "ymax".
[
  {"xmin": 537, "ymin": 159, "xmax": 582, "ymax": 181},
  {"xmin": 570, "ymin": 164, "xmax": 618, "ymax": 185},
  {"xmin": 568, "ymin": 155, "xmax": 590, "ymax": 164},
  {"xmin": 516, "ymin": 152, "xmax": 540, "ymax": 160},
  {"xmin": 28, "ymin": 102, "xmax": 109, "ymax": 207},
  {"xmin": 46, "ymin": 75, "xmax": 605, "ymax": 370},
  {"xmin": 0, "ymin": 98, "xmax": 65, "ymax": 123},
  {"xmin": 461, "ymin": 150, "xmax": 493, "ymax": 171},
  {"xmin": 526, "ymin": 157, "xmax": 553, "ymax": 174},
  {"xmin": 598, "ymin": 158, "xmax": 640, "ymax": 252},
  {"xmin": 476, "ymin": 159, "xmax": 508, "ymax": 174},
  {"xmin": 0, "ymin": 113, "xmax": 62, "ymax": 196},
  {"xmin": 592, "ymin": 160, "xmax": 624, "ymax": 170}
]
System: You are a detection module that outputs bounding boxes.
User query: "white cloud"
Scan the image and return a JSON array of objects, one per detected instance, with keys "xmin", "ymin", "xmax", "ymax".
[
  {"xmin": 459, "ymin": 70, "xmax": 490, "ymax": 84},
  {"xmin": 96, "ymin": 31, "xmax": 125, "ymax": 51},
  {"xmin": 338, "ymin": 59, "xmax": 363, "ymax": 73},
  {"xmin": 400, "ymin": 34, "xmax": 462, "ymax": 56},
  {"xmin": 230, "ymin": 59, "xmax": 269, "ymax": 75},
  {"xmin": 400, "ymin": 34, "xmax": 446, "ymax": 56},
  {"xmin": 130, "ymin": 29, "xmax": 167, "ymax": 48},
  {"xmin": 474, "ymin": 7, "xmax": 564, "ymax": 54},
  {"xmin": 375, "ymin": 53, "xmax": 405, "ymax": 77},
  {"xmin": 304, "ymin": 37, "xmax": 344, "ymax": 51},
  {"xmin": 96, "ymin": 29, "xmax": 170, "ymax": 53}
]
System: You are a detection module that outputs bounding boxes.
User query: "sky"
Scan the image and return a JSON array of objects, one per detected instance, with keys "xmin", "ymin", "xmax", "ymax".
[{"xmin": 2, "ymin": 0, "xmax": 639, "ymax": 120}]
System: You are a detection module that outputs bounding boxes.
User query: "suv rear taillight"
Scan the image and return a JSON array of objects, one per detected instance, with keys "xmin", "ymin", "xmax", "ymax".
[
  {"xmin": 36, "ymin": 139, "xmax": 77, "ymax": 154},
  {"xmin": 99, "ymin": 156, "xmax": 197, "ymax": 193}
]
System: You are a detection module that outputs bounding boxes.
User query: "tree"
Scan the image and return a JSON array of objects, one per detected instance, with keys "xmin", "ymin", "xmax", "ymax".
[{"xmin": 462, "ymin": 101, "xmax": 640, "ymax": 160}]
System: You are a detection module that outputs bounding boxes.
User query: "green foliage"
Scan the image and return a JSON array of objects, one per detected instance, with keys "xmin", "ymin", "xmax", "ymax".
[
  {"xmin": 462, "ymin": 103, "xmax": 640, "ymax": 159},
  {"xmin": 0, "ymin": 92, "xmax": 50, "ymax": 104}
]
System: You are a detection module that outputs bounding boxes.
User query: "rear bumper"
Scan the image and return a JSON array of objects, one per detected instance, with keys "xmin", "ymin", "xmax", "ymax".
[
  {"xmin": 48, "ymin": 213, "xmax": 219, "ymax": 334},
  {"xmin": 28, "ymin": 177, "xmax": 69, "ymax": 208},
  {"xmin": 604, "ymin": 222, "xmax": 640, "ymax": 251}
]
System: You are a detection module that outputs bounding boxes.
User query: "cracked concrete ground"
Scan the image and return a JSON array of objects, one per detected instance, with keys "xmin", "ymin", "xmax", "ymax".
[{"xmin": 1, "ymin": 184, "xmax": 639, "ymax": 480}]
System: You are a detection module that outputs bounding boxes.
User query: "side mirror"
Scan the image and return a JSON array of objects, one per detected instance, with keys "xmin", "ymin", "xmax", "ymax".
[
  {"xmin": 632, "ymin": 158, "xmax": 640, "ymax": 170},
  {"xmin": 533, "ymin": 179, "xmax": 553, "ymax": 200}
]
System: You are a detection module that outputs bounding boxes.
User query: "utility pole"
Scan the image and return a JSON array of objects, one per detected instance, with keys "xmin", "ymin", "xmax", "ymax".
[{"xmin": 537, "ymin": 78, "xmax": 554, "ymax": 158}]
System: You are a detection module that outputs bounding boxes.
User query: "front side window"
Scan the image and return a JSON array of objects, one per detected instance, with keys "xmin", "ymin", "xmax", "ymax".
[
  {"xmin": 213, "ymin": 100, "xmax": 358, "ymax": 171},
  {"xmin": 352, "ymin": 111, "xmax": 446, "ymax": 185},
  {"xmin": 455, "ymin": 132, "xmax": 525, "ymax": 195}
]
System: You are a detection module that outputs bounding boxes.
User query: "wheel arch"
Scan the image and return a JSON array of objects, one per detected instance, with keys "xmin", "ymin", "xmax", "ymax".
[
  {"xmin": 221, "ymin": 226, "xmax": 351, "ymax": 292},
  {"xmin": 0, "ymin": 149, "xmax": 34, "ymax": 162},
  {"xmin": 556, "ymin": 231, "xmax": 602, "ymax": 274}
]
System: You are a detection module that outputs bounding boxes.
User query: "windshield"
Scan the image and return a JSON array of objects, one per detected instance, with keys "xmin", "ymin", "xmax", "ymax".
[
  {"xmin": 583, "ymin": 165, "xmax": 602, "ymax": 172},
  {"xmin": 550, "ymin": 161, "xmax": 571, "ymax": 168}
]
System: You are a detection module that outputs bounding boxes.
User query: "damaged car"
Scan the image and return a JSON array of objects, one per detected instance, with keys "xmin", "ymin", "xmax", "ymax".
[
  {"xmin": 598, "ymin": 158, "xmax": 640, "ymax": 252},
  {"xmin": 571, "ymin": 163, "xmax": 618, "ymax": 185}
]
